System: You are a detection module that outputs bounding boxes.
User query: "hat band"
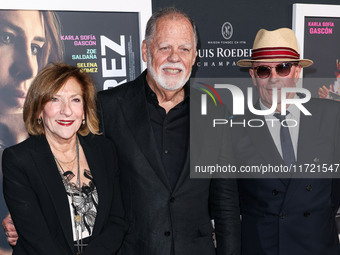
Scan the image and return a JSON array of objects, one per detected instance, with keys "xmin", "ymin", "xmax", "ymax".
[{"xmin": 251, "ymin": 47, "xmax": 300, "ymax": 61}]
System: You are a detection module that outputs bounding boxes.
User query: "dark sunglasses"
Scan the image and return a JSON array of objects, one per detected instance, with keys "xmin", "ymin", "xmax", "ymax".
[{"xmin": 253, "ymin": 62, "xmax": 298, "ymax": 79}]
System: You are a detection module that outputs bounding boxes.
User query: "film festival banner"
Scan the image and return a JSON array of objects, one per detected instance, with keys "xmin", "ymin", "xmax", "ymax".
[{"xmin": 0, "ymin": 9, "xmax": 141, "ymax": 253}]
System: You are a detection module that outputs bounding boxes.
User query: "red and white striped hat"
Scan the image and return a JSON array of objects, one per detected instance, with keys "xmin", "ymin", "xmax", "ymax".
[{"xmin": 237, "ymin": 28, "xmax": 313, "ymax": 67}]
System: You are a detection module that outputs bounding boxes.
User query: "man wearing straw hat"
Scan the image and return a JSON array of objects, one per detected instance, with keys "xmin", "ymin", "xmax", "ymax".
[{"xmin": 231, "ymin": 28, "xmax": 340, "ymax": 254}]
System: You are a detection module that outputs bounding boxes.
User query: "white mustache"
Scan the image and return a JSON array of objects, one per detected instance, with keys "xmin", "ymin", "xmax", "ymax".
[{"xmin": 161, "ymin": 63, "xmax": 185, "ymax": 70}]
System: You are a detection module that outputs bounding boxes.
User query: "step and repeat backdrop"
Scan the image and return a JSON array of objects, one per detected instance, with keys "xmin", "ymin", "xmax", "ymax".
[{"xmin": 0, "ymin": 0, "xmax": 340, "ymax": 253}]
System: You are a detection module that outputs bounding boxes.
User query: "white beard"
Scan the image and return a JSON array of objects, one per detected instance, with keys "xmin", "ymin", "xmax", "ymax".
[{"xmin": 147, "ymin": 53, "xmax": 191, "ymax": 91}]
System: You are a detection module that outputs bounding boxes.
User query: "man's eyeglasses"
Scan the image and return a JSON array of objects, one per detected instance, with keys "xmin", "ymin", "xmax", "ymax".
[{"xmin": 253, "ymin": 62, "xmax": 298, "ymax": 79}]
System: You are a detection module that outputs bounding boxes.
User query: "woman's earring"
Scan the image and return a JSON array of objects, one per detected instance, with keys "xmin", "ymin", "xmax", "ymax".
[
  {"xmin": 38, "ymin": 118, "xmax": 42, "ymax": 125},
  {"xmin": 82, "ymin": 119, "xmax": 85, "ymax": 125}
]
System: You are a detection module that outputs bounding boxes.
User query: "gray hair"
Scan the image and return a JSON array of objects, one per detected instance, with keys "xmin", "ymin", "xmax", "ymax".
[{"xmin": 145, "ymin": 7, "xmax": 198, "ymax": 48}]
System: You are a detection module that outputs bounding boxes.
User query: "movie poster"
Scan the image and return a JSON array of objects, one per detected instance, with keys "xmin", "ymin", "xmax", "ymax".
[
  {"xmin": 0, "ymin": 9, "xmax": 141, "ymax": 253},
  {"xmin": 58, "ymin": 11, "xmax": 141, "ymax": 91},
  {"xmin": 303, "ymin": 16, "xmax": 340, "ymax": 100}
]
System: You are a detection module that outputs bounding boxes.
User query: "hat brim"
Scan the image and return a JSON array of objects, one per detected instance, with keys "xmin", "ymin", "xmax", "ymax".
[{"xmin": 237, "ymin": 58, "xmax": 313, "ymax": 68}]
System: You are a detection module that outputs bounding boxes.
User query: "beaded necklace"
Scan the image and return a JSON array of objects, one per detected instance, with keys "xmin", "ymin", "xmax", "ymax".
[{"xmin": 54, "ymin": 137, "xmax": 84, "ymax": 255}]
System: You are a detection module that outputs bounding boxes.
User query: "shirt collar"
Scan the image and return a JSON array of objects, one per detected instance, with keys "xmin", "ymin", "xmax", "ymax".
[{"xmin": 259, "ymin": 95, "xmax": 300, "ymax": 119}]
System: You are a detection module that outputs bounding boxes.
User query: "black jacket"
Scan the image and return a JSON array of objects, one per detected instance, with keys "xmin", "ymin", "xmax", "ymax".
[
  {"xmin": 98, "ymin": 71, "xmax": 240, "ymax": 255},
  {"xmin": 3, "ymin": 134, "xmax": 127, "ymax": 255}
]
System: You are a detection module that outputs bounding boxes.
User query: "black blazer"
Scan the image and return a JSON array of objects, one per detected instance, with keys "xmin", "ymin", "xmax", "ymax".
[
  {"xmin": 232, "ymin": 98, "xmax": 340, "ymax": 255},
  {"xmin": 98, "ymin": 71, "xmax": 240, "ymax": 255},
  {"xmin": 2, "ymin": 134, "xmax": 127, "ymax": 255}
]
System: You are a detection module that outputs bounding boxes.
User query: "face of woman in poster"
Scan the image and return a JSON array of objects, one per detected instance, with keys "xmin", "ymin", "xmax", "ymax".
[{"xmin": 0, "ymin": 10, "xmax": 45, "ymax": 114}]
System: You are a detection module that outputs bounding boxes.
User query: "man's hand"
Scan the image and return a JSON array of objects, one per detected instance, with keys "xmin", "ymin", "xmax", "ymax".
[
  {"xmin": 318, "ymin": 85, "xmax": 334, "ymax": 99},
  {"xmin": 2, "ymin": 213, "xmax": 18, "ymax": 246}
]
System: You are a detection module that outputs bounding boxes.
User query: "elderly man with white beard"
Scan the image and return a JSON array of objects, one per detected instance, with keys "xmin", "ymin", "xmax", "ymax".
[
  {"xmin": 2, "ymin": 7, "xmax": 241, "ymax": 255},
  {"xmin": 97, "ymin": 7, "xmax": 241, "ymax": 255}
]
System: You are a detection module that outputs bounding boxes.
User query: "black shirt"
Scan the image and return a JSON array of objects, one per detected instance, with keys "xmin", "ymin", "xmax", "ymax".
[{"xmin": 145, "ymin": 79, "xmax": 189, "ymax": 189}]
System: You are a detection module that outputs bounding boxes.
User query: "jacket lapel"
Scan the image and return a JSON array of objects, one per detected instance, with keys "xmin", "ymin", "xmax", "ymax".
[
  {"xmin": 245, "ymin": 111, "xmax": 284, "ymax": 162},
  {"xmin": 173, "ymin": 150, "xmax": 189, "ymax": 193},
  {"xmin": 31, "ymin": 135, "xmax": 74, "ymax": 252},
  {"xmin": 78, "ymin": 135, "xmax": 109, "ymax": 237},
  {"xmin": 245, "ymin": 108, "xmax": 290, "ymax": 185},
  {"xmin": 119, "ymin": 75, "xmax": 171, "ymax": 190},
  {"xmin": 282, "ymin": 111, "xmax": 315, "ymax": 206}
]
